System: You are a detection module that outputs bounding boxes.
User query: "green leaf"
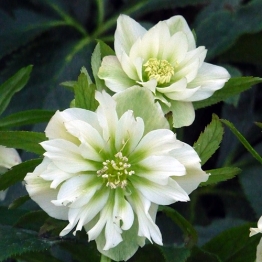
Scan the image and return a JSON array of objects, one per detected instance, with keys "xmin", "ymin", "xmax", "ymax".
[
  {"xmin": 221, "ymin": 32, "xmax": 262, "ymax": 66},
  {"xmin": 9, "ymin": 195, "xmax": 31, "ymax": 209},
  {"xmin": 14, "ymin": 210, "xmax": 49, "ymax": 232},
  {"xmin": 0, "ymin": 225, "xmax": 60, "ymax": 261},
  {"xmin": 187, "ymin": 247, "xmax": 222, "ymax": 262},
  {"xmin": 193, "ymin": 77, "xmax": 262, "ymax": 110},
  {"xmin": 0, "ymin": 158, "xmax": 42, "ymax": 191},
  {"xmin": 115, "ymin": 86, "xmax": 169, "ymax": 134},
  {"xmin": 255, "ymin": 122, "xmax": 262, "ymax": 129},
  {"xmin": 60, "ymin": 81, "xmax": 76, "ymax": 92},
  {"xmin": 200, "ymin": 167, "xmax": 241, "ymax": 187},
  {"xmin": 91, "ymin": 41, "xmax": 115, "ymax": 92},
  {"xmin": 0, "ymin": 206, "xmax": 28, "ymax": 226},
  {"xmin": 0, "ymin": 9, "xmax": 61, "ymax": 59},
  {"xmin": 158, "ymin": 245, "xmax": 190, "ymax": 262},
  {"xmin": 159, "ymin": 206, "xmax": 198, "ymax": 248},
  {"xmin": 193, "ymin": 114, "xmax": 224, "ymax": 165},
  {"xmin": 220, "ymin": 119, "xmax": 262, "ymax": 164},
  {"xmin": 73, "ymin": 71, "xmax": 98, "ymax": 111},
  {"xmin": 129, "ymin": 244, "xmax": 165, "ymax": 262},
  {"xmin": 59, "ymin": 241, "xmax": 100, "ymax": 262},
  {"xmin": 16, "ymin": 251, "xmax": 63, "ymax": 262},
  {"xmin": 0, "ymin": 131, "xmax": 45, "ymax": 155},
  {"xmin": 196, "ymin": 0, "xmax": 262, "ymax": 60},
  {"xmin": 0, "ymin": 65, "xmax": 32, "ymax": 115},
  {"xmin": 202, "ymin": 223, "xmax": 260, "ymax": 262},
  {"xmin": 0, "ymin": 110, "xmax": 54, "ymax": 129}
]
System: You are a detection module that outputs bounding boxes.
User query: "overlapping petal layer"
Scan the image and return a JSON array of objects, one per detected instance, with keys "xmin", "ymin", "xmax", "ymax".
[
  {"xmin": 98, "ymin": 15, "xmax": 230, "ymax": 127},
  {"xmin": 25, "ymin": 91, "xmax": 208, "ymax": 261}
]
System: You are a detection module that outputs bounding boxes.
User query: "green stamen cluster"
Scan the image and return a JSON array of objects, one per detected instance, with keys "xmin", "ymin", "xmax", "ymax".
[
  {"xmin": 144, "ymin": 58, "xmax": 174, "ymax": 84},
  {"xmin": 97, "ymin": 152, "xmax": 135, "ymax": 189}
]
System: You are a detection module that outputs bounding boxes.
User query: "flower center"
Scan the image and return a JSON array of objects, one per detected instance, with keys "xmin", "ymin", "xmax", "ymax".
[
  {"xmin": 143, "ymin": 58, "xmax": 174, "ymax": 85},
  {"xmin": 97, "ymin": 152, "xmax": 135, "ymax": 189}
]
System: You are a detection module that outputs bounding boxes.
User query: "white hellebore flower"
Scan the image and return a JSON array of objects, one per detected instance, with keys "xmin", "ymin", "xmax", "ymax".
[
  {"xmin": 25, "ymin": 91, "xmax": 208, "ymax": 261},
  {"xmin": 98, "ymin": 15, "xmax": 230, "ymax": 128},
  {"xmin": 250, "ymin": 216, "xmax": 262, "ymax": 262},
  {"xmin": 0, "ymin": 146, "xmax": 21, "ymax": 201}
]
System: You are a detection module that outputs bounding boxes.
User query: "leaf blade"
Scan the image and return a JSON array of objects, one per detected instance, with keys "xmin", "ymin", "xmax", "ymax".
[
  {"xmin": 0, "ymin": 131, "xmax": 45, "ymax": 155},
  {"xmin": 0, "ymin": 65, "xmax": 32, "ymax": 115},
  {"xmin": 193, "ymin": 114, "xmax": 224, "ymax": 165},
  {"xmin": 0, "ymin": 158, "xmax": 42, "ymax": 190}
]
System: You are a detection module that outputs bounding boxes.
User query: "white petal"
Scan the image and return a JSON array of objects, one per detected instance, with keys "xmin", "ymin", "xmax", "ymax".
[
  {"xmin": 174, "ymin": 166, "xmax": 208, "ymax": 195},
  {"xmin": 115, "ymin": 14, "xmax": 146, "ymax": 59},
  {"xmin": 171, "ymin": 141, "xmax": 201, "ymax": 166},
  {"xmin": 157, "ymin": 78, "xmax": 200, "ymax": 100},
  {"xmin": 165, "ymin": 15, "xmax": 196, "ymax": 50},
  {"xmin": 119, "ymin": 51, "xmax": 139, "ymax": 80},
  {"xmin": 173, "ymin": 59, "xmax": 200, "ymax": 83},
  {"xmin": 24, "ymin": 158, "xmax": 68, "ymax": 220},
  {"xmin": 186, "ymin": 62, "xmax": 230, "ymax": 101},
  {"xmin": 163, "ymin": 31, "xmax": 188, "ymax": 64},
  {"xmin": 87, "ymin": 193, "xmax": 115, "ymax": 242},
  {"xmin": 98, "ymin": 56, "xmax": 136, "ymax": 92},
  {"xmin": 131, "ymin": 175, "xmax": 189, "ymax": 204},
  {"xmin": 113, "ymin": 189, "xmax": 134, "ymax": 231},
  {"xmin": 250, "ymin": 216, "xmax": 262, "ymax": 237},
  {"xmin": 250, "ymin": 228, "xmax": 262, "ymax": 237},
  {"xmin": 64, "ymin": 119, "xmax": 109, "ymax": 161},
  {"xmin": 40, "ymin": 162, "xmax": 73, "ymax": 189},
  {"xmin": 0, "ymin": 146, "xmax": 21, "ymax": 169},
  {"xmin": 130, "ymin": 129, "xmax": 180, "ymax": 162},
  {"xmin": 0, "ymin": 189, "xmax": 8, "ymax": 201},
  {"xmin": 115, "ymin": 110, "xmax": 144, "ymax": 155},
  {"xmin": 135, "ymin": 155, "xmax": 186, "ymax": 185},
  {"xmin": 41, "ymin": 139, "xmax": 96, "ymax": 173},
  {"xmin": 52, "ymin": 175, "xmax": 98, "ymax": 207},
  {"xmin": 73, "ymin": 188, "xmax": 109, "ymax": 234},
  {"xmin": 104, "ymin": 218, "xmax": 123, "ymax": 250},
  {"xmin": 128, "ymin": 191, "xmax": 162, "ymax": 245},
  {"xmin": 95, "ymin": 91, "xmax": 118, "ymax": 144},
  {"xmin": 258, "ymin": 216, "xmax": 262, "ymax": 230},
  {"xmin": 170, "ymin": 100, "xmax": 195, "ymax": 128},
  {"xmin": 179, "ymin": 46, "xmax": 207, "ymax": 70},
  {"xmin": 129, "ymin": 21, "xmax": 169, "ymax": 60},
  {"xmin": 45, "ymin": 108, "xmax": 101, "ymax": 140},
  {"xmin": 256, "ymin": 237, "xmax": 262, "ymax": 262}
]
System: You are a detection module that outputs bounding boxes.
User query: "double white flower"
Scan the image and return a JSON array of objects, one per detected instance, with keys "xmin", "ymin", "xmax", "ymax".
[
  {"xmin": 98, "ymin": 15, "xmax": 230, "ymax": 128},
  {"xmin": 25, "ymin": 91, "xmax": 208, "ymax": 261},
  {"xmin": 0, "ymin": 146, "xmax": 21, "ymax": 201}
]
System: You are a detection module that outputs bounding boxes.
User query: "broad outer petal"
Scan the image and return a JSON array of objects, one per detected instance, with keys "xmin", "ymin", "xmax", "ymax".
[
  {"xmin": 45, "ymin": 108, "xmax": 101, "ymax": 141},
  {"xmin": 98, "ymin": 56, "xmax": 136, "ymax": 92},
  {"xmin": 256, "ymin": 237, "xmax": 262, "ymax": 262},
  {"xmin": 165, "ymin": 15, "xmax": 196, "ymax": 50},
  {"xmin": 24, "ymin": 158, "xmax": 68, "ymax": 220},
  {"xmin": 170, "ymin": 100, "xmax": 195, "ymax": 128},
  {"xmin": 186, "ymin": 62, "xmax": 230, "ymax": 102},
  {"xmin": 115, "ymin": 14, "xmax": 146, "ymax": 59},
  {"xmin": 0, "ymin": 146, "xmax": 21, "ymax": 169}
]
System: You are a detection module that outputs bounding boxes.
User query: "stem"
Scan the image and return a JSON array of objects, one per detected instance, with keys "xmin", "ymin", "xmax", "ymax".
[
  {"xmin": 100, "ymin": 254, "xmax": 112, "ymax": 262},
  {"xmin": 96, "ymin": 0, "xmax": 104, "ymax": 27},
  {"xmin": 47, "ymin": 2, "xmax": 88, "ymax": 36},
  {"xmin": 91, "ymin": 0, "xmax": 148, "ymax": 38}
]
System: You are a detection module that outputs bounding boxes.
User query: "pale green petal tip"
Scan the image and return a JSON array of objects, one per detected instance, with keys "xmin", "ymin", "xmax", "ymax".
[
  {"xmin": 96, "ymin": 219, "xmax": 145, "ymax": 261},
  {"xmin": 170, "ymin": 100, "xmax": 195, "ymax": 128},
  {"xmin": 114, "ymin": 86, "xmax": 169, "ymax": 134}
]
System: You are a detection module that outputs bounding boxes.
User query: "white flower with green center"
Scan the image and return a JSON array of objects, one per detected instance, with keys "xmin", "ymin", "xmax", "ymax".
[
  {"xmin": 0, "ymin": 146, "xmax": 21, "ymax": 201},
  {"xmin": 98, "ymin": 15, "xmax": 230, "ymax": 128},
  {"xmin": 24, "ymin": 91, "xmax": 208, "ymax": 261}
]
